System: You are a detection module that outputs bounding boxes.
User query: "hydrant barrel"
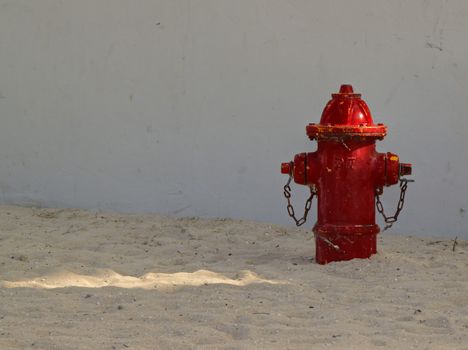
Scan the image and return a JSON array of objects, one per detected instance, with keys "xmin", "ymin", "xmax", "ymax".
[{"xmin": 281, "ymin": 85, "xmax": 412, "ymax": 264}]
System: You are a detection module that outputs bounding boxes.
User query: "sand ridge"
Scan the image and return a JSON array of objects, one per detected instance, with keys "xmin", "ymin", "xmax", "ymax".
[{"xmin": 0, "ymin": 269, "xmax": 285, "ymax": 290}]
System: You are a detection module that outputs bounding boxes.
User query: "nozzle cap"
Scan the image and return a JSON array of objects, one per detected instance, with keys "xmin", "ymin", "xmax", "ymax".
[
  {"xmin": 281, "ymin": 162, "xmax": 292, "ymax": 174},
  {"xmin": 400, "ymin": 163, "xmax": 412, "ymax": 176}
]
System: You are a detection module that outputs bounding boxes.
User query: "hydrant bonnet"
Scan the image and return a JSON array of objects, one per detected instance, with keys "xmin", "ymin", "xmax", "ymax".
[{"xmin": 307, "ymin": 85, "xmax": 387, "ymax": 140}]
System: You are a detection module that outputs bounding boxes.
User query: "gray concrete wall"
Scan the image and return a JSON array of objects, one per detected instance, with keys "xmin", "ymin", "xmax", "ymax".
[{"xmin": 0, "ymin": 0, "xmax": 467, "ymax": 237}]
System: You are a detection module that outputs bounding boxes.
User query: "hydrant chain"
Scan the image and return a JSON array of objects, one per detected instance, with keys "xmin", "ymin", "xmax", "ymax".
[
  {"xmin": 283, "ymin": 173, "xmax": 317, "ymax": 226},
  {"xmin": 375, "ymin": 178, "xmax": 411, "ymax": 231}
]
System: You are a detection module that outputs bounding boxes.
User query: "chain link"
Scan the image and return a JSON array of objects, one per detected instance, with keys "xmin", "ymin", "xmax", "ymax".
[
  {"xmin": 283, "ymin": 172, "xmax": 317, "ymax": 226},
  {"xmin": 375, "ymin": 178, "xmax": 412, "ymax": 231}
]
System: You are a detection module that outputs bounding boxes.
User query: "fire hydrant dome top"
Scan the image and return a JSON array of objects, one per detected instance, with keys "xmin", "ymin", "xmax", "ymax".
[
  {"xmin": 306, "ymin": 84, "xmax": 387, "ymax": 140},
  {"xmin": 322, "ymin": 84, "xmax": 373, "ymax": 125}
]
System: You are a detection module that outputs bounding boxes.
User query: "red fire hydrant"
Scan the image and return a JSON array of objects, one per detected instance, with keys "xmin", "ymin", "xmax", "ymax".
[{"xmin": 281, "ymin": 84, "xmax": 413, "ymax": 264}]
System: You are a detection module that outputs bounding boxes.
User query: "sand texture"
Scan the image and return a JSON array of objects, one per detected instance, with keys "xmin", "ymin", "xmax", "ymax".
[{"xmin": 0, "ymin": 205, "xmax": 467, "ymax": 349}]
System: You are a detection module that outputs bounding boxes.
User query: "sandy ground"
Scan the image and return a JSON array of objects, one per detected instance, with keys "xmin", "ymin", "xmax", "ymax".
[{"xmin": 0, "ymin": 205, "xmax": 467, "ymax": 350}]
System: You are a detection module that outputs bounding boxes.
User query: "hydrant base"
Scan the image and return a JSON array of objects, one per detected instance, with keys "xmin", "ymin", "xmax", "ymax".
[{"xmin": 314, "ymin": 232, "xmax": 377, "ymax": 265}]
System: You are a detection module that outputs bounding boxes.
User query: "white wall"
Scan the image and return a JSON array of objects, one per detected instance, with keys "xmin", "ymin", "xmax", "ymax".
[{"xmin": 0, "ymin": 0, "xmax": 467, "ymax": 237}]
